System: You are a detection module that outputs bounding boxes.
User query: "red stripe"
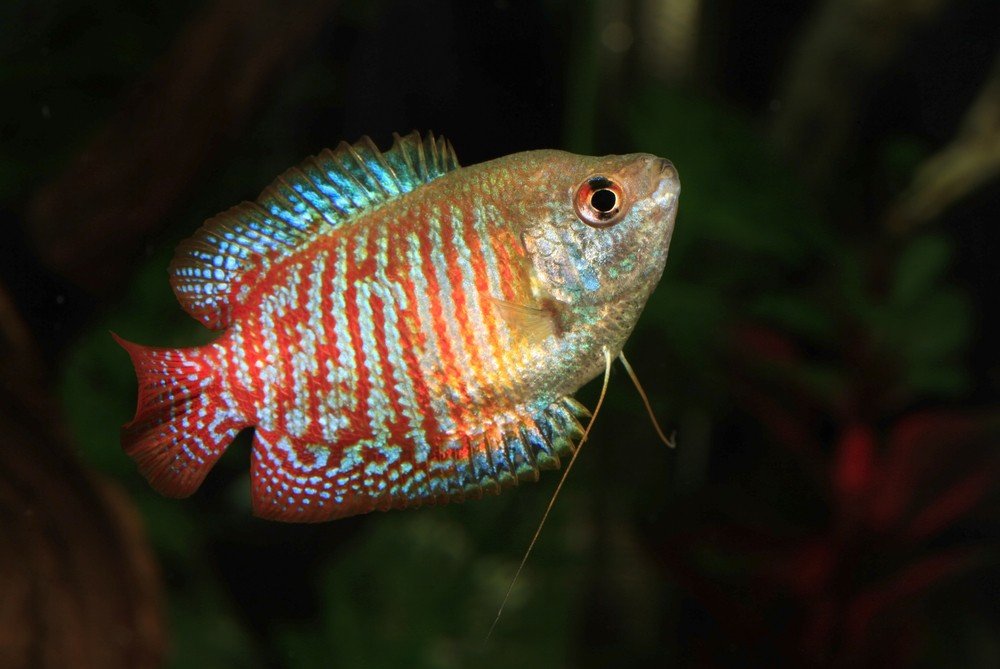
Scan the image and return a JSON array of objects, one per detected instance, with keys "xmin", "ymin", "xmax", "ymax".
[
  {"xmin": 342, "ymin": 228, "xmax": 373, "ymax": 441},
  {"xmin": 415, "ymin": 208, "xmax": 465, "ymax": 472},
  {"xmin": 442, "ymin": 204, "xmax": 487, "ymax": 486},
  {"xmin": 328, "ymin": 235, "xmax": 355, "ymax": 439},
  {"xmin": 493, "ymin": 225, "xmax": 518, "ymax": 302},
  {"xmin": 287, "ymin": 256, "xmax": 317, "ymax": 444},
  {"xmin": 282, "ymin": 260, "xmax": 321, "ymax": 443},
  {"xmin": 367, "ymin": 281, "xmax": 407, "ymax": 437},
  {"xmin": 461, "ymin": 201, "xmax": 512, "ymax": 405},
  {"xmin": 365, "ymin": 283, "xmax": 399, "ymax": 509},
  {"xmin": 303, "ymin": 251, "xmax": 324, "ymax": 442},
  {"xmin": 437, "ymin": 205, "xmax": 478, "ymax": 465},
  {"xmin": 438, "ymin": 204, "xmax": 479, "ymax": 380},
  {"xmin": 273, "ymin": 271, "xmax": 297, "ymax": 437},
  {"xmin": 233, "ymin": 266, "xmax": 268, "ymax": 410},
  {"xmin": 302, "ymin": 244, "xmax": 335, "ymax": 444},
  {"xmin": 317, "ymin": 239, "xmax": 345, "ymax": 442},
  {"xmin": 460, "ymin": 203, "xmax": 517, "ymax": 481},
  {"xmin": 291, "ymin": 252, "xmax": 317, "ymax": 444},
  {"xmin": 242, "ymin": 322, "xmax": 266, "ymax": 410},
  {"xmin": 393, "ymin": 250, "xmax": 442, "ymax": 493}
]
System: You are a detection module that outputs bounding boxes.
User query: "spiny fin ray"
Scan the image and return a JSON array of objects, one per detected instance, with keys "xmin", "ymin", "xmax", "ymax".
[
  {"xmin": 169, "ymin": 131, "xmax": 460, "ymax": 329},
  {"xmin": 249, "ymin": 397, "xmax": 586, "ymax": 522}
]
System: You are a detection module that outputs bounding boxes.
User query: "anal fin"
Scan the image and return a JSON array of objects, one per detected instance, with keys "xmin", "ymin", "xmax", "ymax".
[{"xmin": 247, "ymin": 398, "xmax": 590, "ymax": 522}]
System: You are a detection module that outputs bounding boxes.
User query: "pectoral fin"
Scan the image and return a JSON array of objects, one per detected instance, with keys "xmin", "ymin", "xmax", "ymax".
[{"xmin": 491, "ymin": 297, "xmax": 558, "ymax": 346}]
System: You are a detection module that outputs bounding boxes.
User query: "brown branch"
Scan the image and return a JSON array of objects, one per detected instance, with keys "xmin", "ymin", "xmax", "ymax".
[
  {"xmin": 26, "ymin": 0, "xmax": 340, "ymax": 294},
  {"xmin": 0, "ymin": 284, "xmax": 48, "ymax": 426},
  {"xmin": 0, "ymin": 268, "xmax": 164, "ymax": 668},
  {"xmin": 0, "ymin": 266, "xmax": 165, "ymax": 667},
  {"xmin": 0, "ymin": 424, "xmax": 166, "ymax": 668},
  {"xmin": 885, "ymin": 51, "xmax": 1000, "ymax": 233}
]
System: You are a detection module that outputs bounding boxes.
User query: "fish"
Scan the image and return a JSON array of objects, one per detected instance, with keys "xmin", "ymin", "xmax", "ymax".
[{"xmin": 115, "ymin": 131, "xmax": 680, "ymax": 522}]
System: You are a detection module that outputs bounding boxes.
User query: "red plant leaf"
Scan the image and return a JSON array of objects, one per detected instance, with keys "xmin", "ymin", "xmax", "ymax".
[
  {"xmin": 734, "ymin": 323, "xmax": 801, "ymax": 363},
  {"xmin": 906, "ymin": 465, "xmax": 997, "ymax": 541},
  {"xmin": 782, "ymin": 537, "xmax": 837, "ymax": 597},
  {"xmin": 843, "ymin": 548, "xmax": 980, "ymax": 650},
  {"xmin": 870, "ymin": 410, "xmax": 999, "ymax": 530},
  {"xmin": 832, "ymin": 423, "xmax": 877, "ymax": 503}
]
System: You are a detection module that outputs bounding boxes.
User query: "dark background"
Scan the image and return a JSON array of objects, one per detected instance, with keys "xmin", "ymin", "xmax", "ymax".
[{"xmin": 2, "ymin": 1, "xmax": 998, "ymax": 667}]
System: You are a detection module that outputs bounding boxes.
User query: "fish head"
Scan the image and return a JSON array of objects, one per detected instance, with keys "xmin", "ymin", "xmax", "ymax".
[{"xmin": 515, "ymin": 150, "xmax": 680, "ymax": 307}]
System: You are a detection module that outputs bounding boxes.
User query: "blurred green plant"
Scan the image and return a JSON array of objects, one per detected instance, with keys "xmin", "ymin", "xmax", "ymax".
[{"xmin": 275, "ymin": 511, "xmax": 584, "ymax": 669}]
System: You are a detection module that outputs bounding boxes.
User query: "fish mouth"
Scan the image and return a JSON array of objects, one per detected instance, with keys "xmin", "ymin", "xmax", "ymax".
[
  {"xmin": 655, "ymin": 157, "xmax": 677, "ymax": 177},
  {"xmin": 649, "ymin": 157, "xmax": 680, "ymax": 256},
  {"xmin": 651, "ymin": 159, "xmax": 680, "ymax": 209}
]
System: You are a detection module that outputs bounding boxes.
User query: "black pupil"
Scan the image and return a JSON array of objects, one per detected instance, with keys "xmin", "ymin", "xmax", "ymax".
[{"xmin": 590, "ymin": 188, "xmax": 617, "ymax": 213}]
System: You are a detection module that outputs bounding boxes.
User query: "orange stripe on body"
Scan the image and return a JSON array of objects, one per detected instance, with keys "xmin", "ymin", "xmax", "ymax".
[
  {"xmin": 391, "ymin": 260, "xmax": 440, "ymax": 505},
  {"xmin": 460, "ymin": 201, "xmax": 519, "ymax": 475},
  {"xmin": 461, "ymin": 200, "xmax": 511, "ymax": 396},
  {"xmin": 437, "ymin": 203, "xmax": 487, "ymax": 483},
  {"xmin": 414, "ymin": 206, "xmax": 469, "ymax": 495},
  {"xmin": 491, "ymin": 222, "xmax": 521, "ymax": 303}
]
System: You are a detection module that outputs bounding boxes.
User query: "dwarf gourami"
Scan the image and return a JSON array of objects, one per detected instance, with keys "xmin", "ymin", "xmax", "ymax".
[{"xmin": 115, "ymin": 131, "xmax": 680, "ymax": 522}]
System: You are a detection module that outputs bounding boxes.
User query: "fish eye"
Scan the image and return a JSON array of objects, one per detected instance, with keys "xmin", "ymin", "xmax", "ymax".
[{"xmin": 574, "ymin": 176, "xmax": 625, "ymax": 228}]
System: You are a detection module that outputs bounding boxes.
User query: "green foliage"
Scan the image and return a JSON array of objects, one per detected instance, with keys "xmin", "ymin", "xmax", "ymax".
[
  {"xmin": 883, "ymin": 236, "xmax": 972, "ymax": 396},
  {"xmin": 275, "ymin": 509, "xmax": 582, "ymax": 669},
  {"xmin": 168, "ymin": 579, "xmax": 265, "ymax": 669},
  {"xmin": 880, "ymin": 136, "xmax": 932, "ymax": 192},
  {"xmin": 891, "ymin": 235, "xmax": 952, "ymax": 306}
]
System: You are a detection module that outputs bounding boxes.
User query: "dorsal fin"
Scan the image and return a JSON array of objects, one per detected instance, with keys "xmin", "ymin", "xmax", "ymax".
[{"xmin": 169, "ymin": 131, "xmax": 460, "ymax": 329}]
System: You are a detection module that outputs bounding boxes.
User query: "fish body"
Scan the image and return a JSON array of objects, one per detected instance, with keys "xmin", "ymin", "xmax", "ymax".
[{"xmin": 116, "ymin": 132, "xmax": 680, "ymax": 521}]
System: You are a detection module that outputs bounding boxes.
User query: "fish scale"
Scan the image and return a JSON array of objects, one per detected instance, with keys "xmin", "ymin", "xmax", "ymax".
[
  {"xmin": 227, "ymin": 193, "xmax": 529, "ymax": 517},
  {"xmin": 116, "ymin": 131, "xmax": 680, "ymax": 522}
]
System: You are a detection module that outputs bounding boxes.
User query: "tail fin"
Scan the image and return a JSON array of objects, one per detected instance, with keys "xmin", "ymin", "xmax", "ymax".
[{"xmin": 113, "ymin": 333, "xmax": 247, "ymax": 497}]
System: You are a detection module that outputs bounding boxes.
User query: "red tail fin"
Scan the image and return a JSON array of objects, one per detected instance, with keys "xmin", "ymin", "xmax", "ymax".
[{"xmin": 113, "ymin": 333, "xmax": 247, "ymax": 497}]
